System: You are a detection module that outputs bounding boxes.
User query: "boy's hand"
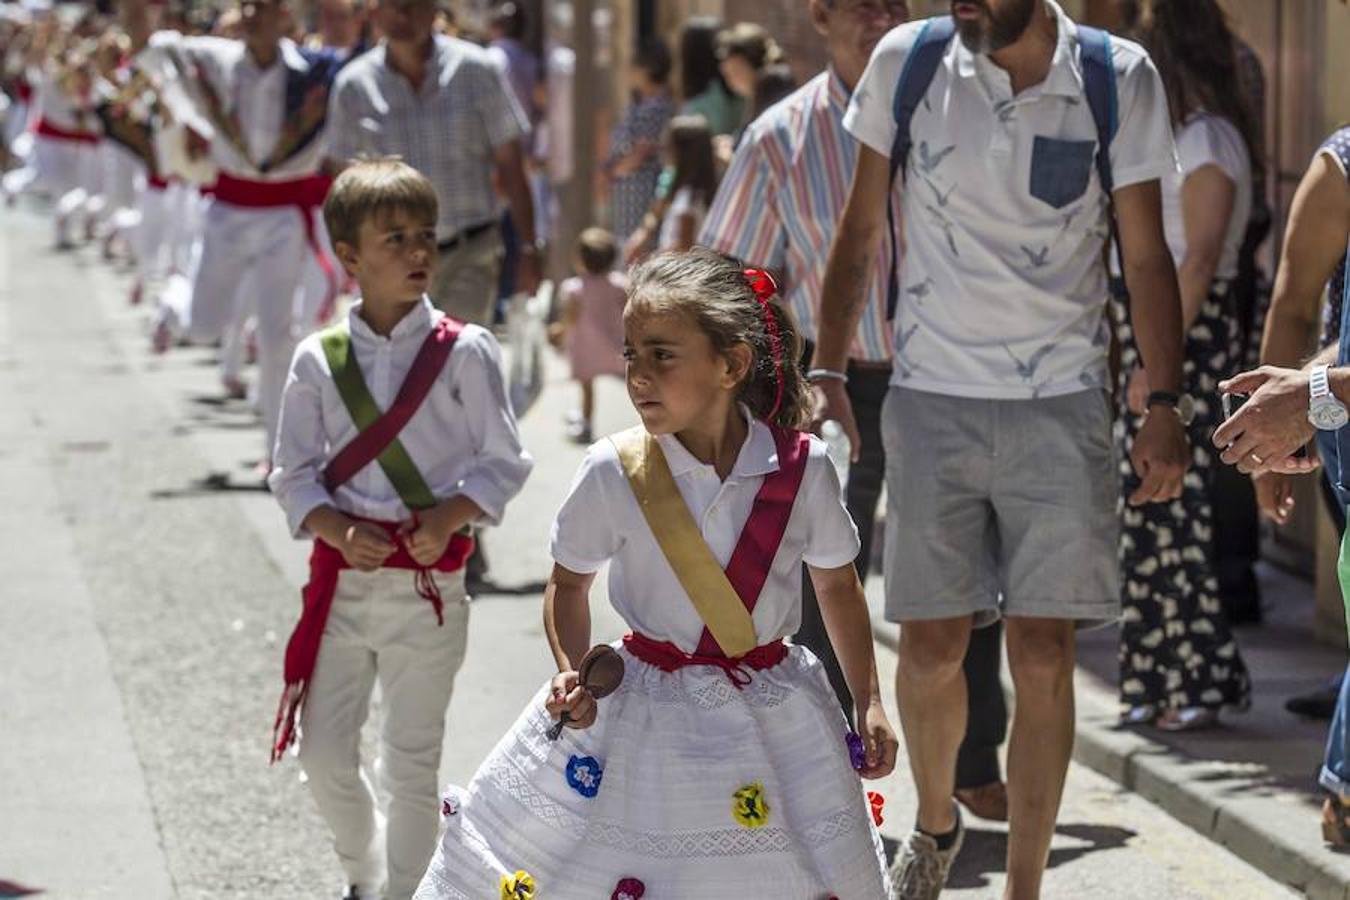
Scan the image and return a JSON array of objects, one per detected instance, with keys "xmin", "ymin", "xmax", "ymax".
[
  {"xmin": 855, "ymin": 699, "xmax": 898, "ymax": 780},
  {"xmin": 340, "ymin": 521, "xmax": 396, "ymax": 571},
  {"xmin": 400, "ymin": 511, "xmax": 455, "ymax": 567},
  {"xmin": 544, "ymin": 670, "xmax": 597, "ymax": 730}
]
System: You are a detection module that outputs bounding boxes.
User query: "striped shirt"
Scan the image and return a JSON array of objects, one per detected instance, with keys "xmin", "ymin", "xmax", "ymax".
[
  {"xmin": 699, "ymin": 69, "xmax": 898, "ymax": 362},
  {"xmin": 325, "ymin": 36, "xmax": 528, "ymax": 241}
]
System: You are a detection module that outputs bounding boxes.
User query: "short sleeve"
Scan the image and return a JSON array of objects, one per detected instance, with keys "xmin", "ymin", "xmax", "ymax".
[
  {"xmin": 549, "ymin": 442, "xmax": 624, "ymax": 574},
  {"xmin": 799, "ymin": 443, "xmax": 861, "ymax": 570},
  {"xmin": 698, "ymin": 129, "xmax": 786, "ymax": 272},
  {"xmin": 842, "ymin": 22, "xmax": 923, "ymax": 158},
  {"xmin": 1318, "ymin": 127, "xmax": 1350, "ymax": 179},
  {"xmin": 1176, "ymin": 115, "xmax": 1245, "ymax": 185},
  {"xmin": 1106, "ymin": 43, "xmax": 1179, "ymax": 190},
  {"xmin": 472, "ymin": 54, "xmax": 528, "ymax": 149}
]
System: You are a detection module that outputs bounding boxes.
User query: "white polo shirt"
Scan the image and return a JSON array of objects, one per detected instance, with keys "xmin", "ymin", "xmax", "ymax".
[
  {"xmin": 844, "ymin": 1, "xmax": 1177, "ymax": 399},
  {"xmin": 550, "ymin": 413, "xmax": 859, "ymax": 654}
]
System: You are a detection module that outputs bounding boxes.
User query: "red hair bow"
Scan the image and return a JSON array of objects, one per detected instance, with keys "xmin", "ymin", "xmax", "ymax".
[
  {"xmin": 743, "ymin": 267, "xmax": 784, "ymax": 420},
  {"xmin": 744, "ymin": 266, "xmax": 778, "ymax": 303}
]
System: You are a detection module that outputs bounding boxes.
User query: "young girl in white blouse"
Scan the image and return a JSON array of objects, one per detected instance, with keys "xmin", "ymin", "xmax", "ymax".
[{"xmin": 416, "ymin": 248, "xmax": 898, "ymax": 900}]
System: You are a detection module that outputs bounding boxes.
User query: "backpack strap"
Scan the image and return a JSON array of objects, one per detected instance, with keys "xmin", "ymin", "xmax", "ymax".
[
  {"xmin": 886, "ymin": 16, "xmax": 956, "ymax": 321},
  {"xmin": 1077, "ymin": 24, "xmax": 1122, "ymax": 261},
  {"xmin": 320, "ymin": 315, "xmax": 463, "ymax": 510},
  {"xmin": 883, "ymin": 21, "xmax": 1122, "ymax": 321}
]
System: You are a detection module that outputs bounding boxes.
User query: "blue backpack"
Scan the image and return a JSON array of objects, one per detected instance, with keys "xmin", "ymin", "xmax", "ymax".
[{"xmin": 884, "ymin": 17, "xmax": 1119, "ymax": 319}]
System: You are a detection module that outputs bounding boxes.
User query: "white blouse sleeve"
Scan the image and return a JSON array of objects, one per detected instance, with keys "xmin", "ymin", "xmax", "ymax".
[
  {"xmin": 800, "ymin": 441, "xmax": 861, "ymax": 570},
  {"xmin": 1177, "ymin": 115, "xmax": 1246, "ymax": 186},
  {"xmin": 550, "ymin": 441, "xmax": 625, "ymax": 574}
]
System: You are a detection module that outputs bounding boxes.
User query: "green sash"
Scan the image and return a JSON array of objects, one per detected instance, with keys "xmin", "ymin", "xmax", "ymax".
[{"xmin": 320, "ymin": 322, "xmax": 438, "ymax": 510}]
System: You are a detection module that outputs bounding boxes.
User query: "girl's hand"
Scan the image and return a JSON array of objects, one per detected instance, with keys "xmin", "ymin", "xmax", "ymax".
[
  {"xmin": 545, "ymin": 671, "xmax": 597, "ymax": 730},
  {"xmin": 856, "ymin": 700, "xmax": 899, "ymax": 780}
]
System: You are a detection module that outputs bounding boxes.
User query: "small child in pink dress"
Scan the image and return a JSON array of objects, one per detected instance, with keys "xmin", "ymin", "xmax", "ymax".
[{"xmin": 552, "ymin": 228, "xmax": 628, "ymax": 443}]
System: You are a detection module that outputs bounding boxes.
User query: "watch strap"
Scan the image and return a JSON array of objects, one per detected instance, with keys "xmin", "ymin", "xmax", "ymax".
[
  {"xmin": 1146, "ymin": 390, "xmax": 1180, "ymax": 408},
  {"xmin": 1311, "ymin": 364, "xmax": 1332, "ymax": 401}
]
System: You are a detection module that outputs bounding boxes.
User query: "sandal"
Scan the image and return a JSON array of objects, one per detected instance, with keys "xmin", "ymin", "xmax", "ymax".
[
  {"xmin": 1322, "ymin": 793, "xmax": 1350, "ymax": 846},
  {"xmin": 1120, "ymin": 705, "xmax": 1157, "ymax": 727},
  {"xmin": 1156, "ymin": 707, "xmax": 1220, "ymax": 732}
]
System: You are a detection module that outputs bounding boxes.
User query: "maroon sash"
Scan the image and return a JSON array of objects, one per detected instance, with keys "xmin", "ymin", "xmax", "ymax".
[
  {"xmin": 695, "ymin": 427, "xmax": 811, "ymax": 657},
  {"xmin": 322, "ymin": 315, "xmax": 462, "ymax": 492}
]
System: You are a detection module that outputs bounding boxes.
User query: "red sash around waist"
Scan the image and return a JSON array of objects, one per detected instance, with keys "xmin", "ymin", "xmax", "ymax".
[
  {"xmin": 212, "ymin": 172, "xmax": 339, "ymax": 321},
  {"xmin": 622, "ymin": 631, "xmax": 788, "ymax": 688},
  {"xmin": 212, "ymin": 171, "xmax": 330, "ymax": 209},
  {"xmin": 146, "ymin": 174, "xmax": 171, "ymax": 191},
  {"xmin": 270, "ymin": 515, "xmax": 473, "ymax": 763},
  {"xmin": 34, "ymin": 117, "xmax": 99, "ymax": 144}
]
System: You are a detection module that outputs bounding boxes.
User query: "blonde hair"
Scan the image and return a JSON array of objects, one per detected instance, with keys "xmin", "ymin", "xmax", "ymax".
[
  {"xmin": 626, "ymin": 248, "xmax": 808, "ymax": 430},
  {"xmin": 323, "ymin": 158, "xmax": 439, "ymax": 250}
]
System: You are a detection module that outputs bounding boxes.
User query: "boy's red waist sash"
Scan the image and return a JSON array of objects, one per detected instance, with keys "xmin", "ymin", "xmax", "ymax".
[
  {"xmin": 212, "ymin": 172, "xmax": 338, "ymax": 317},
  {"xmin": 212, "ymin": 171, "xmax": 331, "ymax": 208},
  {"xmin": 34, "ymin": 117, "xmax": 99, "ymax": 144},
  {"xmin": 622, "ymin": 631, "xmax": 787, "ymax": 688},
  {"xmin": 270, "ymin": 516, "xmax": 472, "ymax": 763}
]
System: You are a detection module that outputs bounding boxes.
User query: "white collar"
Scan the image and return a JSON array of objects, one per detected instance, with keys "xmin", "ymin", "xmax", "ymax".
[
  {"xmin": 655, "ymin": 406, "xmax": 780, "ymax": 481},
  {"xmin": 346, "ymin": 295, "xmax": 436, "ymax": 342},
  {"xmin": 952, "ymin": 0, "xmax": 1084, "ymax": 99}
]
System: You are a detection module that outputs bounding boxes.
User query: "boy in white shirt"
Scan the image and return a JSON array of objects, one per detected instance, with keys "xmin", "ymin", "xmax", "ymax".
[{"xmin": 268, "ymin": 159, "xmax": 533, "ymax": 900}]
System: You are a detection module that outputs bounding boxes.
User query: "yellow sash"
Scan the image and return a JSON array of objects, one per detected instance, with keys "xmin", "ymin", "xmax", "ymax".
[{"xmin": 611, "ymin": 427, "xmax": 759, "ymax": 657}]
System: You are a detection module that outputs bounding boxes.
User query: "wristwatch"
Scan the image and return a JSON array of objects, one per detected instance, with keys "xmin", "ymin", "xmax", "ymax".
[
  {"xmin": 1146, "ymin": 390, "xmax": 1195, "ymax": 426},
  {"xmin": 1308, "ymin": 363, "xmax": 1349, "ymax": 430}
]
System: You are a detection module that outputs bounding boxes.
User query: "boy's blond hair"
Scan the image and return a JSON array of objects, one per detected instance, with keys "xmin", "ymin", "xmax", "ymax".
[{"xmin": 323, "ymin": 158, "xmax": 439, "ymax": 250}]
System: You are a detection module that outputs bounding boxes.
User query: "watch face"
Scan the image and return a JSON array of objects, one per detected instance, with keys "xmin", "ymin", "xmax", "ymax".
[
  {"xmin": 1176, "ymin": 394, "xmax": 1196, "ymax": 426},
  {"xmin": 1310, "ymin": 399, "xmax": 1350, "ymax": 431}
]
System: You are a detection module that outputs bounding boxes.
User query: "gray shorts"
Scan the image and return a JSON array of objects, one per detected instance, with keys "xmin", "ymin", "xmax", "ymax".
[{"xmin": 881, "ymin": 386, "xmax": 1121, "ymax": 628}]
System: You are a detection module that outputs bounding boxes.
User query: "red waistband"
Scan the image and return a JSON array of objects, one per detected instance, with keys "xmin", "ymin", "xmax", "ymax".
[
  {"xmin": 146, "ymin": 174, "xmax": 172, "ymax": 191},
  {"xmin": 622, "ymin": 632, "xmax": 788, "ymax": 689},
  {"xmin": 34, "ymin": 117, "xmax": 99, "ymax": 144},
  {"xmin": 213, "ymin": 171, "xmax": 332, "ymax": 209},
  {"xmin": 270, "ymin": 515, "xmax": 473, "ymax": 763}
]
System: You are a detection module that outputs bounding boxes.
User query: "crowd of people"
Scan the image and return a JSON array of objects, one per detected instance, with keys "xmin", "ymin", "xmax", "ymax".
[{"xmin": 4, "ymin": 0, "xmax": 1350, "ymax": 898}]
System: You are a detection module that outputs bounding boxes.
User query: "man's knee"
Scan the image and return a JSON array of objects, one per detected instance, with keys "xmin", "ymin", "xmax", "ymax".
[
  {"xmin": 898, "ymin": 617, "xmax": 973, "ymax": 685},
  {"xmin": 1006, "ymin": 618, "xmax": 1076, "ymax": 689}
]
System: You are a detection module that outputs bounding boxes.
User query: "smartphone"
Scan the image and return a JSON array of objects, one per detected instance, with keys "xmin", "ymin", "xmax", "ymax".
[{"xmin": 1221, "ymin": 392, "xmax": 1308, "ymax": 458}]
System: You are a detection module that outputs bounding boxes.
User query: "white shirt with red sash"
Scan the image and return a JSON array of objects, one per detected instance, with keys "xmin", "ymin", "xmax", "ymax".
[
  {"xmin": 269, "ymin": 297, "xmax": 534, "ymax": 536},
  {"xmin": 550, "ymin": 409, "xmax": 858, "ymax": 654},
  {"xmin": 148, "ymin": 33, "xmax": 323, "ymax": 182}
]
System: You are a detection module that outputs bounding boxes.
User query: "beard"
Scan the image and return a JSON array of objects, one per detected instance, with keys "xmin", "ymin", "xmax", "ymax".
[{"xmin": 953, "ymin": 0, "xmax": 1038, "ymax": 54}]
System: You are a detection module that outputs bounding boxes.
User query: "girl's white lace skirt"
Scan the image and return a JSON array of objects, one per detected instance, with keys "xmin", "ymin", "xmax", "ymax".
[{"xmin": 413, "ymin": 643, "xmax": 890, "ymax": 899}]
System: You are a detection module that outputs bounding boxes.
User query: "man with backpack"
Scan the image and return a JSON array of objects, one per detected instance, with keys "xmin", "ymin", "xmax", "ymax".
[{"xmin": 812, "ymin": 2, "xmax": 1189, "ymax": 897}]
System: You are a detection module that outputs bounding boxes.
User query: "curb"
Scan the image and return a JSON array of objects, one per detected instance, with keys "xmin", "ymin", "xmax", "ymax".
[{"xmin": 870, "ymin": 622, "xmax": 1350, "ymax": 899}]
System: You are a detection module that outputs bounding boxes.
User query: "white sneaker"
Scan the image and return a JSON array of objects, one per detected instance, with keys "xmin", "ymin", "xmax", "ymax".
[{"xmin": 890, "ymin": 806, "xmax": 964, "ymax": 900}]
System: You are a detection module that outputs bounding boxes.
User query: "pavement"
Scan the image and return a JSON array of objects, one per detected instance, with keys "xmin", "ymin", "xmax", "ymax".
[{"xmin": 0, "ymin": 196, "xmax": 1316, "ymax": 898}]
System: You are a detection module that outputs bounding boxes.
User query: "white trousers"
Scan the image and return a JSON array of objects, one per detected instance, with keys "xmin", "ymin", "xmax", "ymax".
[
  {"xmin": 189, "ymin": 198, "xmax": 308, "ymax": 454},
  {"xmin": 298, "ymin": 568, "xmax": 470, "ymax": 900}
]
